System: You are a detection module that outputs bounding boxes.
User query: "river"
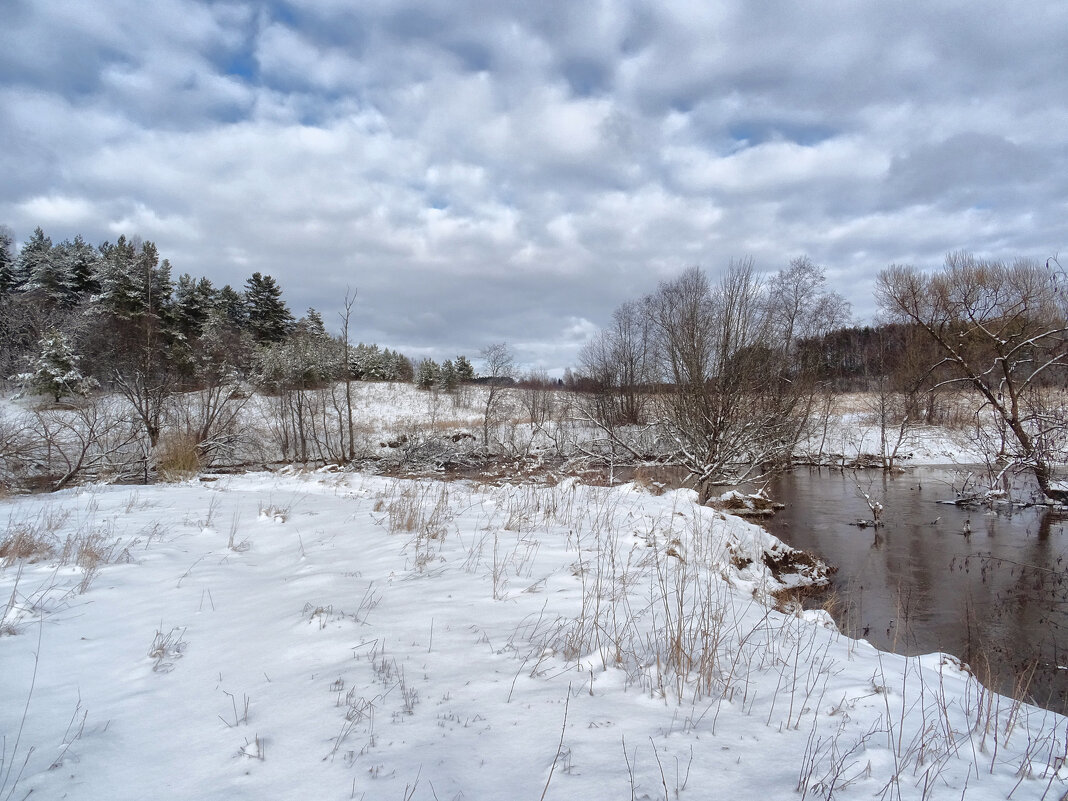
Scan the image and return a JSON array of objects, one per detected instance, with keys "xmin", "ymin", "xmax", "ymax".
[{"xmin": 764, "ymin": 466, "xmax": 1068, "ymax": 714}]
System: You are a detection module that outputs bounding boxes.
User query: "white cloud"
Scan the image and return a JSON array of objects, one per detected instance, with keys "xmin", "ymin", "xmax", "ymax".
[
  {"xmin": 17, "ymin": 195, "xmax": 98, "ymax": 227},
  {"xmin": 1, "ymin": 0, "xmax": 1067, "ymax": 368}
]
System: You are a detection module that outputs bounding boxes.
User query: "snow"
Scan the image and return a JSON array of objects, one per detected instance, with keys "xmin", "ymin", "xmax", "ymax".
[
  {"xmin": 2, "ymin": 472, "xmax": 1065, "ymax": 800},
  {"xmin": 801, "ymin": 411, "xmax": 987, "ymax": 467}
]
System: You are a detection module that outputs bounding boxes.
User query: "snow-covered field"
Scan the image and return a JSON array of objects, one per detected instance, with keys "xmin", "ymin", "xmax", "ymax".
[
  {"xmin": 804, "ymin": 412, "xmax": 986, "ymax": 467},
  {"xmin": 2, "ymin": 470, "xmax": 1066, "ymax": 800}
]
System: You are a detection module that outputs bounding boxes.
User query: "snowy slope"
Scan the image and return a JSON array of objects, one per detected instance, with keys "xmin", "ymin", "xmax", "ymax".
[{"xmin": 2, "ymin": 472, "xmax": 1064, "ymax": 800}]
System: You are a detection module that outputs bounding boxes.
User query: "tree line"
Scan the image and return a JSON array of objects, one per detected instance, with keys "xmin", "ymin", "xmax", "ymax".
[
  {"xmin": 574, "ymin": 252, "xmax": 1068, "ymax": 503},
  {"xmin": 0, "ymin": 226, "xmax": 489, "ymax": 402},
  {"xmin": 0, "ymin": 225, "xmax": 493, "ymax": 484},
  {"xmin": 3, "ymin": 223, "xmax": 1066, "ymax": 503}
]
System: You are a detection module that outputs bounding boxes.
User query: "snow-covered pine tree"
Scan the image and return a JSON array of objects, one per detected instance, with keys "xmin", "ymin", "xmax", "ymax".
[
  {"xmin": 350, "ymin": 343, "xmax": 384, "ymax": 380},
  {"xmin": 198, "ymin": 302, "xmax": 251, "ymax": 381},
  {"xmin": 94, "ymin": 236, "xmax": 141, "ymax": 318},
  {"xmin": 55, "ymin": 234, "xmax": 102, "ymax": 302},
  {"xmin": 438, "ymin": 358, "xmax": 458, "ymax": 392},
  {"xmin": 133, "ymin": 242, "xmax": 174, "ymax": 322},
  {"xmin": 0, "ymin": 227, "xmax": 16, "ymax": 296},
  {"xmin": 214, "ymin": 284, "xmax": 248, "ymax": 331},
  {"xmin": 395, "ymin": 352, "xmax": 415, "ymax": 382},
  {"xmin": 16, "ymin": 227, "xmax": 71, "ymax": 304},
  {"xmin": 416, "ymin": 358, "xmax": 439, "ymax": 390},
  {"xmin": 254, "ymin": 310, "xmax": 336, "ymax": 391},
  {"xmin": 15, "ymin": 329, "xmax": 97, "ymax": 402},
  {"xmin": 455, "ymin": 354, "xmax": 475, "ymax": 383},
  {"xmin": 173, "ymin": 273, "xmax": 217, "ymax": 341},
  {"xmin": 244, "ymin": 272, "xmax": 293, "ymax": 344},
  {"xmin": 297, "ymin": 307, "xmax": 328, "ymax": 340},
  {"xmin": 378, "ymin": 348, "xmax": 397, "ymax": 380}
]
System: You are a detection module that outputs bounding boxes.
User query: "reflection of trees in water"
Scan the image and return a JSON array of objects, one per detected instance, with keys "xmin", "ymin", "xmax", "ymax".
[
  {"xmin": 951, "ymin": 509, "xmax": 1068, "ymax": 711},
  {"xmin": 769, "ymin": 467, "xmax": 1068, "ymax": 714}
]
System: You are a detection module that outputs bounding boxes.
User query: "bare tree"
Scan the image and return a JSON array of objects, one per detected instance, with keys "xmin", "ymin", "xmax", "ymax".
[
  {"xmin": 877, "ymin": 253, "xmax": 1068, "ymax": 502},
  {"xmin": 111, "ymin": 344, "xmax": 174, "ymax": 453},
  {"xmin": 650, "ymin": 262, "xmax": 810, "ymax": 501},
  {"xmin": 578, "ymin": 299, "xmax": 654, "ymax": 429},
  {"xmin": 521, "ymin": 368, "xmax": 555, "ymax": 430},
  {"xmin": 767, "ymin": 256, "xmax": 851, "ymax": 360},
  {"xmin": 339, "ymin": 290, "xmax": 357, "ymax": 462},
  {"xmin": 479, "ymin": 342, "xmax": 516, "ymax": 449}
]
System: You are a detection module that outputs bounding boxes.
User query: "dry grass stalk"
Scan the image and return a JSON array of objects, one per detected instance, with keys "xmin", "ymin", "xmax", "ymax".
[{"xmin": 156, "ymin": 431, "xmax": 203, "ymax": 481}]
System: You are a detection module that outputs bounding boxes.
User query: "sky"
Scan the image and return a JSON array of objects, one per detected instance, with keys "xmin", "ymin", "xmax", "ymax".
[{"xmin": 2, "ymin": 1, "xmax": 1067, "ymax": 374}]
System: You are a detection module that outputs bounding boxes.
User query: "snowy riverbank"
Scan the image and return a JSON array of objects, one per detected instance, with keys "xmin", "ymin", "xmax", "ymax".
[{"xmin": 2, "ymin": 471, "xmax": 1065, "ymax": 799}]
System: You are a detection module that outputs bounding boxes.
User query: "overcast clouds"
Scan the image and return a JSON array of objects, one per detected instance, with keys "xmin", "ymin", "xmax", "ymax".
[{"xmin": 2, "ymin": 1, "xmax": 1066, "ymax": 372}]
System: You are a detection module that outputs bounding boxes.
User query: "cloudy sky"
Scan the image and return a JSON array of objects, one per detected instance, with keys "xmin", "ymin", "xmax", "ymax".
[{"xmin": 2, "ymin": 1, "xmax": 1066, "ymax": 373}]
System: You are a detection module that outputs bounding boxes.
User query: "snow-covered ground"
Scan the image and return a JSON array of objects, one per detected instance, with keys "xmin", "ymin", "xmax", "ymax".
[
  {"xmin": 804, "ymin": 411, "xmax": 987, "ymax": 466},
  {"xmin": 1, "ymin": 382, "xmax": 997, "ymax": 487},
  {"xmin": 2, "ymin": 471, "xmax": 1065, "ymax": 800}
]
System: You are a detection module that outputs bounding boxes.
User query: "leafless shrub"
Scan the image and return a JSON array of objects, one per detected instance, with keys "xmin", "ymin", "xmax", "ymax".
[
  {"xmin": 30, "ymin": 397, "xmax": 143, "ymax": 490},
  {"xmin": 0, "ymin": 408, "xmax": 37, "ymax": 494}
]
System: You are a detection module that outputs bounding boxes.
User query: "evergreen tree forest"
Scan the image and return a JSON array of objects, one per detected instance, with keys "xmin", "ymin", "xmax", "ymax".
[
  {"xmin": 0, "ymin": 225, "xmax": 470, "ymax": 398},
  {"xmin": 0, "ymin": 226, "xmax": 487, "ymax": 486}
]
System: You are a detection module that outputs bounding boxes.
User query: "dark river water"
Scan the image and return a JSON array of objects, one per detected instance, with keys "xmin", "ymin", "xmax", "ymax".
[{"xmin": 763, "ymin": 466, "xmax": 1068, "ymax": 715}]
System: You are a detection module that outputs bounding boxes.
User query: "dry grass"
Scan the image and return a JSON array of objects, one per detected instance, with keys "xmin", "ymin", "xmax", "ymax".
[
  {"xmin": 378, "ymin": 482, "xmax": 452, "ymax": 538},
  {"xmin": 1, "ymin": 508, "xmax": 71, "ymax": 565},
  {"xmin": 156, "ymin": 432, "xmax": 203, "ymax": 481},
  {"xmin": 1, "ymin": 508, "xmax": 125, "ymax": 594},
  {"xmin": 0, "ymin": 524, "xmax": 56, "ymax": 564}
]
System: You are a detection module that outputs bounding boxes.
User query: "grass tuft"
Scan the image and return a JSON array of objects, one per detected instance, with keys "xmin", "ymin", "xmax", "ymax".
[{"xmin": 156, "ymin": 432, "xmax": 203, "ymax": 482}]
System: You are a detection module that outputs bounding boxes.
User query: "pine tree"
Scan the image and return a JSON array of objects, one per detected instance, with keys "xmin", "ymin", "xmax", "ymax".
[
  {"xmin": 55, "ymin": 234, "xmax": 102, "ymax": 301},
  {"xmin": 198, "ymin": 303, "xmax": 251, "ymax": 380},
  {"xmin": 378, "ymin": 348, "xmax": 399, "ymax": 380},
  {"xmin": 296, "ymin": 307, "xmax": 327, "ymax": 340},
  {"xmin": 416, "ymin": 358, "xmax": 439, "ymax": 390},
  {"xmin": 395, "ymin": 352, "xmax": 415, "ymax": 382},
  {"xmin": 133, "ymin": 242, "xmax": 173, "ymax": 321},
  {"xmin": 438, "ymin": 358, "xmax": 458, "ymax": 392},
  {"xmin": 455, "ymin": 354, "xmax": 475, "ymax": 383},
  {"xmin": 173, "ymin": 273, "xmax": 215, "ymax": 341},
  {"xmin": 255, "ymin": 313, "xmax": 336, "ymax": 391},
  {"xmin": 15, "ymin": 329, "xmax": 97, "ymax": 401},
  {"xmin": 0, "ymin": 227, "xmax": 16, "ymax": 296},
  {"xmin": 16, "ymin": 227, "xmax": 69, "ymax": 303},
  {"xmin": 244, "ymin": 272, "xmax": 293, "ymax": 344},
  {"xmin": 351, "ymin": 343, "xmax": 384, "ymax": 380},
  {"xmin": 95, "ymin": 236, "xmax": 141, "ymax": 318},
  {"xmin": 214, "ymin": 284, "xmax": 248, "ymax": 329}
]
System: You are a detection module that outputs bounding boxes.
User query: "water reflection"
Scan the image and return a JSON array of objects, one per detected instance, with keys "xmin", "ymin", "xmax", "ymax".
[{"xmin": 764, "ymin": 466, "xmax": 1068, "ymax": 714}]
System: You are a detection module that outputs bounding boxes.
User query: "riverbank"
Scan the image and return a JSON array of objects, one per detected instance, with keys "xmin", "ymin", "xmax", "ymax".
[{"xmin": 2, "ymin": 470, "xmax": 1065, "ymax": 799}]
